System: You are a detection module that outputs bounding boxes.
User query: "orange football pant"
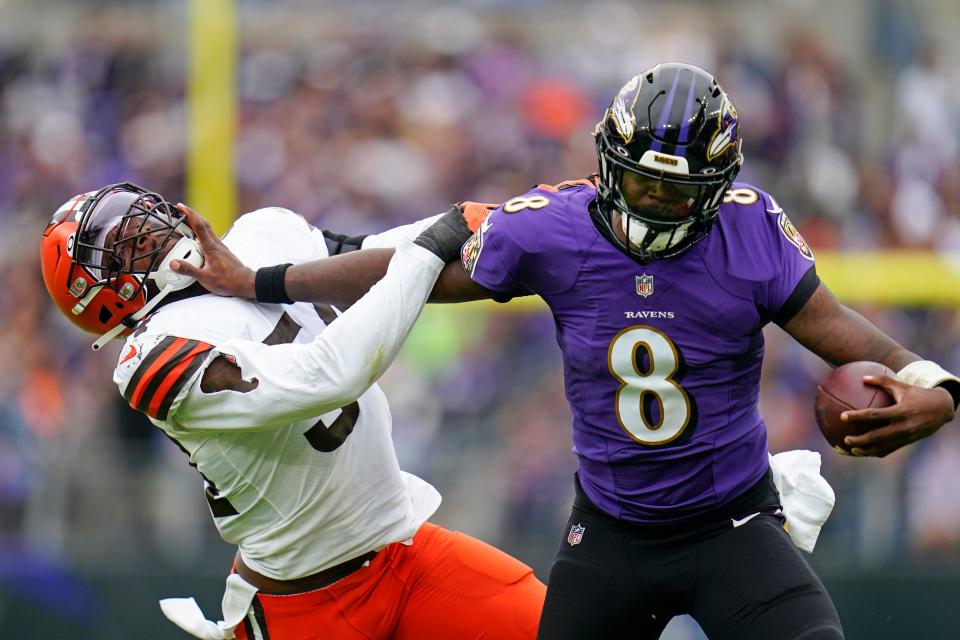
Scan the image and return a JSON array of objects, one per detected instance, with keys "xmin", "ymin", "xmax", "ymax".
[{"xmin": 233, "ymin": 522, "xmax": 545, "ymax": 639}]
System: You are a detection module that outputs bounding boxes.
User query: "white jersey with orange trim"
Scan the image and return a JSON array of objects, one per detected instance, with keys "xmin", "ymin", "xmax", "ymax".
[{"xmin": 112, "ymin": 208, "xmax": 443, "ymax": 580}]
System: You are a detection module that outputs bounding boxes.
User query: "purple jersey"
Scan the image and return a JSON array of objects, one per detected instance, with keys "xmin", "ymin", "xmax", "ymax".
[{"xmin": 462, "ymin": 179, "xmax": 817, "ymax": 523}]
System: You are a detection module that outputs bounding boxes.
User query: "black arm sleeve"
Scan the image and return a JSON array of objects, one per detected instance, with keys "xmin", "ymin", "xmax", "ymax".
[{"xmin": 773, "ymin": 265, "xmax": 820, "ymax": 327}]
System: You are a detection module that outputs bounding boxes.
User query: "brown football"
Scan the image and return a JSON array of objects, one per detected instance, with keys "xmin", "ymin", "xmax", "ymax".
[{"xmin": 815, "ymin": 361, "xmax": 896, "ymax": 454}]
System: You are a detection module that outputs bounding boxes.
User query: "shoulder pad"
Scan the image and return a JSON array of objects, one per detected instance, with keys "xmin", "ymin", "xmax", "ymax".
[{"xmin": 535, "ymin": 177, "xmax": 599, "ymax": 192}]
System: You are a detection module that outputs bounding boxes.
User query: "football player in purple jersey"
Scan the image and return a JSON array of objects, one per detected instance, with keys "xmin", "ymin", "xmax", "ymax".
[{"xmin": 173, "ymin": 63, "xmax": 959, "ymax": 639}]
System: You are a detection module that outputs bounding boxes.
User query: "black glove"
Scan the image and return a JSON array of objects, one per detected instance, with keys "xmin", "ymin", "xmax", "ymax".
[{"xmin": 413, "ymin": 204, "xmax": 472, "ymax": 263}]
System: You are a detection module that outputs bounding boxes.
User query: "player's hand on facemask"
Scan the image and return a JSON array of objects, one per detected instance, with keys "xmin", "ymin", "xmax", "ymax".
[
  {"xmin": 170, "ymin": 203, "xmax": 256, "ymax": 299},
  {"xmin": 841, "ymin": 375, "xmax": 956, "ymax": 457},
  {"xmin": 414, "ymin": 203, "xmax": 491, "ymax": 263}
]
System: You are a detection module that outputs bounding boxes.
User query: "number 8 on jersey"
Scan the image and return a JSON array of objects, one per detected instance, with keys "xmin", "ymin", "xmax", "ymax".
[{"xmin": 608, "ymin": 326, "xmax": 692, "ymax": 445}]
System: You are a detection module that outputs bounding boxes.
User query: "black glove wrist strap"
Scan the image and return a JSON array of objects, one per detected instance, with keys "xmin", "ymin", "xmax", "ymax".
[
  {"xmin": 413, "ymin": 204, "xmax": 470, "ymax": 263},
  {"xmin": 255, "ymin": 263, "xmax": 294, "ymax": 304}
]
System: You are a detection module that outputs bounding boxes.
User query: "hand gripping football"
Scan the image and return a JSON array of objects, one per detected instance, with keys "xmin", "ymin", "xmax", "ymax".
[{"xmin": 815, "ymin": 361, "xmax": 896, "ymax": 454}]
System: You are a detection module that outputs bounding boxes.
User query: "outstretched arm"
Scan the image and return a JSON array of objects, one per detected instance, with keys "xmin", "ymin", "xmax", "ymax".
[
  {"xmin": 178, "ymin": 242, "xmax": 448, "ymax": 430},
  {"xmin": 283, "ymin": 249, "xmax": 493, "ymax": 306},
  {"xmin": 176, "ymin": 207, "xmax": 488, "ymax": 429},
  {"xmin": 171, "ymin": 203, "xmax": 494, "ymax": 306},
  {"xmin": 783, "ymin": 282, "xmax": 956, "ymax": 456}
]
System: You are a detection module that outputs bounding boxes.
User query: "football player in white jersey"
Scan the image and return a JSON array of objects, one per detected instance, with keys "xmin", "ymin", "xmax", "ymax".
[{"xmin": 40, "ymin": 183, "xmax": 545, "ymax": 640}]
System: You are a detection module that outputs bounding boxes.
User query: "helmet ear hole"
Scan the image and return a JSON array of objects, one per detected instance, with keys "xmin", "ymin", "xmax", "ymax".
[{"xmin": 98, "ymin": 305, "xmax": 113, "ymax": 325}]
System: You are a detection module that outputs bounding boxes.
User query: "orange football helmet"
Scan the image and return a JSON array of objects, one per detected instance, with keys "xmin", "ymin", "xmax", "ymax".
[{"xmin": 40, "ymin": 183, "xmax": 198, "ymax": 347}]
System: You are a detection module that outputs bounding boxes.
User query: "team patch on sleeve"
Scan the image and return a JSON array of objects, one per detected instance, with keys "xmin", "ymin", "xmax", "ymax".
[
  {"xmin": 461, "ymin": 232, "xmax": 483, "ymax": 276},
  {"xmin": 778, "ymin": 212, "xmax": 814, "ymax": 261},
  {"xmin": 461, "ymin": 214, "xmax": 493, "ymax": 277},
  {"xmin": 122, "ymin": 336, "xmax": 214, "ymax": 420}
]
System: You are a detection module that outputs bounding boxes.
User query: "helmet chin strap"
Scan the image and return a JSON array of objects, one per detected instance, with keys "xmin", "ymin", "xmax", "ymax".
[{"xmin": 90, "ymin": 237, "xmax": 204, "ymax": 351}]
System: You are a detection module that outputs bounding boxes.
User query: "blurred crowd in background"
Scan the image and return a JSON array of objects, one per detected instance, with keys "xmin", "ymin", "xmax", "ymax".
[{"xmin": 2, "ymin": 2, "xmax": 960, "ymax": 624}]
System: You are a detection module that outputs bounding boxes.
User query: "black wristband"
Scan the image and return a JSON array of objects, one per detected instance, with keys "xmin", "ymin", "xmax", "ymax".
[{"xmin": 255, "ymin": 263, "xmax": 294, "ymax": 304}]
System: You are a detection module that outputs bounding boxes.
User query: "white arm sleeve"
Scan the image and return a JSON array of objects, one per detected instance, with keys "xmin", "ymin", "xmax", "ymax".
[
  {"xmin": 175, "ymin": 242, "xmax": 443, "ymax": 430},
  {"xmin": 360, "ymin": 213, "xmax": 444, "ymax": 249}
]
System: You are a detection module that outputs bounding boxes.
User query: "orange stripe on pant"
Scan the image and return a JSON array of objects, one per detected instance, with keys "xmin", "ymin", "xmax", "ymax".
[{"xmin": 234, "ymin": 523, "xmax": 545, "ymax": 640}]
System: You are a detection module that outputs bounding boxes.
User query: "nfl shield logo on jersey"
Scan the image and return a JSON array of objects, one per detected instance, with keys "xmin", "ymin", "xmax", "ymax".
[
  {"xmin": 636, "ymin": 274, "xmax": 654, "ymax": 297},
  {"xmin": 567, "ymin": 523, "xmax": 586, "ymax": 546}
]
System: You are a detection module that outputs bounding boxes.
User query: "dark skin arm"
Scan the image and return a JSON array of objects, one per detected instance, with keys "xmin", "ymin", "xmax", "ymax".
[
  {"xmin": 171, "ymin": 203, "xmax": 494, "ymax": 306},
  {"xmin": 191, "ymin": 260, "xmax": 489, "ymax": 393},
  {"xmin": 171, "ymin": 204, "xmax": 494, "ymax": 393},
  {"xmin": 284, "ymin": 248, "xmax": 493, "ymax": 306},
  {"xmin": 199, "ymin": 355, "xmax": 259, "ymax": 393},
  {"xmin": 783, "ymin": 282, "xmax": 955, "ymax": 457}
]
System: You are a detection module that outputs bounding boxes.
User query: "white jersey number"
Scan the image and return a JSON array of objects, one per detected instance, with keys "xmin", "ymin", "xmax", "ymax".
[
  {"xmin": 502, "ymin": 195, "xmax": 550, "ymax": 213},
  {"xmin": 608, "ymin": 326, "xmax": 692, "ymax": 445},
  {"xmin": 723, "ymin": 188, "xmax": 759, "ymax": 205},
  {"xmin": 305, "ymin": 401, "xmax": 359, "ymax": 451},
  {"xmin": 271, "ymin": 310, "xmax": 360, "ymax": 453},
  {"xmin": 172, "ymin": 311, "xmax": 363, "ymax": 518}
]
